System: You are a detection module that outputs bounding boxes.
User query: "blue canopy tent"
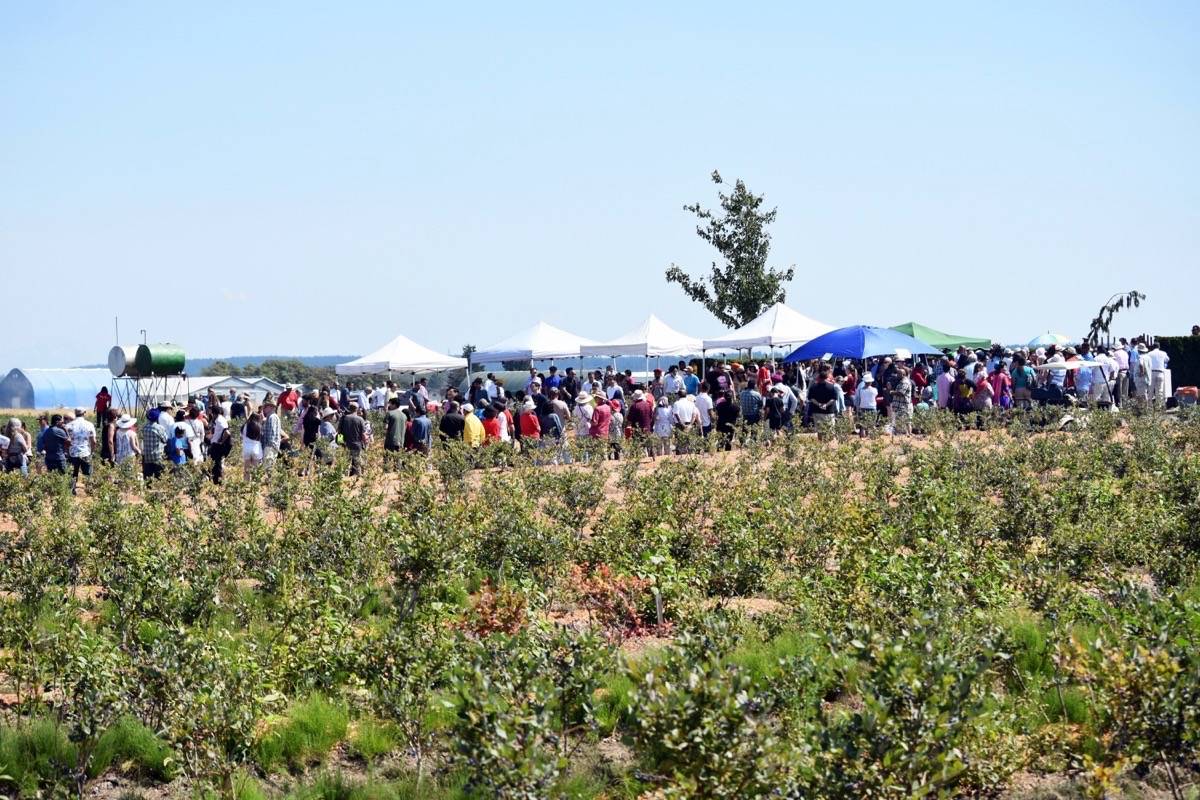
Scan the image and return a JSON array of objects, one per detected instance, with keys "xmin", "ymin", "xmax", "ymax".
[{"xmin": 782, "ymin": 326, "xmax": 942, "ymax": 363}]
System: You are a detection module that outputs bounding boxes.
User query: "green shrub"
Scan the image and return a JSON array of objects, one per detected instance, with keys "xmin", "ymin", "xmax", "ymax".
[
  {"xmin": 256, "ymin": 694, "xmax": 349, "ymax": 773},
  {"xmin": 348, "ymin": 718, "xmax": 398, "ymax": 762},
  {"xmin": 628, "ymin": 624, "xmax": 790, "ymax": 797},
  {"xmin": 90, "ymin": 716, "xmax": 176, "ymax": 781},
  {"xmin": 0, "ymin": 719, "xmax": 78, "ymax": 798}
]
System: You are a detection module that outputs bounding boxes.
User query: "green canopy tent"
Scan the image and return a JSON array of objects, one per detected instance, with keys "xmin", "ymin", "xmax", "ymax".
[{"xmin": 890, "ymin": 322, "xmax": 991, "ymax": 351}]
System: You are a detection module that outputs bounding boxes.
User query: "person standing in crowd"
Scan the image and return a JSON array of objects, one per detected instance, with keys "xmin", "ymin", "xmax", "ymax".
[
  {"xmin": 480, "ymin": 406, "xmax": 501, "ymax": 443},
  {"xmin": 664, "ymin": 365, "xmax": 685, "ymax": 396},
  {"xmin": 113, "ymin": 414, "xmax": 140, "ymax": 468},
  {"xmin": 714, "ymin": 388, "xmax": 740, "ymax": 450},
  {"xmin": 1145, "ymin": 341, "xmax": 1169, "ymax": 405},
  {"xmin": 604, "ymin": 374, "xmax": 626, "ymax": 411},
  {"xmin": 242, "ymin": 408, "xmax": 264, "ymax": 478},
  {"xmin": 66, "ymin": 408, "xmax": 96, "ymax": 495},
  {"xmin": 623, "ymin": 388, "xmax": 651, "ymax": 453},
  {"xmin": 651, "ymin": 395, "xmax": 673, "ymax": 456},
  {"xmin": 608, "ymin": 399, "xmax": 624, "ymax": 460},
  {"xmin": 141, "ymin": 412, "xmax": 167, "ymax": 482},
  {"xmin": 100, "ymin": 408, "xmax": 117, "ymax": 465},
  {"xmin": 683, "ymin": 366, "xmax": 700, "ymax": 396},
  {"xmin": 383, "ymin": 396, "xmax": 407, "ymax": 468},
  {"xmin": 405, "ymin": 398, "xmax": 429, "ymax": 453},
  {"xmin": 693, "ymin": 382, "xmax": 714, "ymax": 437},
  {"xmin": 42, "ymin": 414, "xmax": 70, "ymax": 474},
  {"xmin": 518, "ymin": 399, "xmax": 541, "ymax": 441},
  {"xmin": 301, "ymin": 393, "xmax": 322, "ymax": 451},
  {"xmin": 279, "ymin": 385, "xmax": 301, "ymax": 417},
  {"xmin": 316, "ymin": 407, "xmax": 339, "ymax": 463},
  {"xmin": 671, "ymin": 388, "xmax": 699, "ymax": 451},
  {"xmin": 989, "ymin": 362, "xmax": 1013, "ymax": 410},
  {"xmin": 438, "ymin": 401, "xmax": 466, "ymax": 441},
  {"xmin": 588, "ymin": 392, "xmax": 612, "ymax": 440},
  {"xmin": 808, "ymin": 367, "xmax": 839, "ymax": 440},
  {"xmin": 261, "ymin": 399, "xmax": 282, "ymax": 469},
  {"xmin": 854, "ymin": 372, "xmax": 878, "ymax": 426},
  {"xmin": 338, "ymin": 402, "xmax": 368, "ymax": 476},
  {"xmin": 936, "ymin": 359, "xmax": 955, "ymax": 409},
  {"xmin": 94, "ymin": 386, "xmax": 111, "ymax": 419},
  {"xmin": 166, "ymin": 423, "xmax": 190, "ymax": 469},
  {"xmin": 3, "ymin": 419, "xmax": 31, "ymax": 475},
  {"xmin": 971, "ymin": 363, "xmax": 994, "ymax": 412},
  {"xmin": 1010, "ymin": 355, "xmax": 1034, "ymax": 409},
  {"xmin": 572, "ymin": 392, "xmax": 593, "ymax": 442},
  {"xmin": 739, "ymin": 379, "xmax": 763, "ymax": 440},
  {"xmin": 187, "ymin": 407, "xmax": 206, "ymax": 461},
  {"xmin": 462, "ymin": 403, "xmax": 485, "ymax": 448},
  {"xmin": 208, "ymin": 404, "xmax": 231, "ymax": 484},
  {"xmin": 648, "ymin": 369, "xmax": 666, "ymax": 402}
]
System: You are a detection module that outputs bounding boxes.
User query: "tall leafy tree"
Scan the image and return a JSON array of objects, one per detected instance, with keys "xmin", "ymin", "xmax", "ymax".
[{"xmin": 665, "ymin": 171, "xmax": 796, "ymax": 328}]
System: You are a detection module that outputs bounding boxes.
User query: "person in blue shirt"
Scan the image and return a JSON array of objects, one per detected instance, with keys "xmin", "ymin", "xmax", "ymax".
[
  {"xmin": 408, "ymin": 404, "xmax": 432, "ymax": 455},
  {"xmin": 167, "ymin": 424, "xmax": 190, "ymax": 467},
  {"xmin": 544, "ymin": 366, "xmax": 564, "ymax": 391},
  {"xmin": 41, "ymin": 414, "xmax": 70, "ymax": 473},
  {"xmin": 683, "ymin": 366, "xmax": 700, "ymax": 396}
]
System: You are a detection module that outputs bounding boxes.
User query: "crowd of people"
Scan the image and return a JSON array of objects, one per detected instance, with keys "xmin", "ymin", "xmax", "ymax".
[{"xmin": 0, "ymin": 335, "xmax": 1184, "ymax": 490}]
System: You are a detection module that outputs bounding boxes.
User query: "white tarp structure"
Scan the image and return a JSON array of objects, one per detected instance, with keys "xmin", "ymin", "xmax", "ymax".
[
  {"xmin": 701, "ymin": 303, "xmax": 835, "ymax": 350},
  {"xmin": 580, "ymin": 314, "xmax": 703, "ymax": 358},
  {"xmin": 336, "ymin": 334, "xmax": 466, "ymax": 375},
  {"xmin": 136, "ymin": 375, "xmax": 287, "ymax": 405},
  {"xmin": 472, "ymin": 321, "xmax": 600, "ymax": 363}
]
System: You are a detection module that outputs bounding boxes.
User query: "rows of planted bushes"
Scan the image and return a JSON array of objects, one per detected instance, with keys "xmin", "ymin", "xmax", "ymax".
[{"xmin": 0, "ymin": 408, "xmax": 1198, "ymax": 798}]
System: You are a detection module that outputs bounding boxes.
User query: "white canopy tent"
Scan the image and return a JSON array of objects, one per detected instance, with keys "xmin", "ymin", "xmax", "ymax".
[
  {"xmin": 335, "ymin": 334, "xmax": 466, "ymax": 375},
  {"xmin": 472, "ymin": 321, "xmax": 600, "ymax": 363},
  {"xmin": 580, "ymin": 314, "xmax": 703, "ymax": 358},
  {"xmin": 701, "ymin": 302, "xmax": 835, "ymax": 351}
]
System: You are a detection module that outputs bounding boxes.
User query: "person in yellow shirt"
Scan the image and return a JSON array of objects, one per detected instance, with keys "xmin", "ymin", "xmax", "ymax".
[{"xmin": 461, "ymin": 403, "xmax": 485, "ymax": 447}]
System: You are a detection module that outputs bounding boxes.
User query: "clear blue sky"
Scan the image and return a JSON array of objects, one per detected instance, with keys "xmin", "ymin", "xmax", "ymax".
[{"xmin": 3, "ymin": 2, "xmax": 1197, "ymax": 367}]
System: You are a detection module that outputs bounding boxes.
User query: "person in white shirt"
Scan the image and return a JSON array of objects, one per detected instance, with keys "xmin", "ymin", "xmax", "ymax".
[
  {"xmin": 370, "ymin": 385, "xmax": 388, "ymax": 410},
  {"xmin": 694, "ymin": 384, "xmax": 714, "ymax": 436},
  {"xmin": 183, "ymin": 409, "xmax": 205, "ymax": 462},
  {"xmin": 670, "ymin": 390, "xmax": 698, "ymax": 453},
  {"xmin": 772, "ymin": 381, "xmax": 799, "ymax": 430},
  {"xmin": 572, "ymin": 393, "xmax": 593, "ymax": 439},
  {"xmin": 1046, "ymin": 349, "xmax": 1067, "ymax": 388},
  {"xmin": 1131, "ymin": 344, "xmax": 1151, "ymax": 401},
  {"xmin": 484, "ymin": 374, "xmax": 498, "ymax": 400},
  {"xmin": 1145, "ymin": 343, "xmax": 1169, "ymax": 405},
  {"xmin": 208, "ymin": 409, "xmax": 231, "ymax": 484},
  {"xmin": 66, "ymin": 408, "xmax": 97, "ymax": 495},
  {"xmin": 663, "ymin": 366, "xmax": 685, "ymax": 396},
  {"xmin": 854, "ymin": 373, "xmax": 879, "ymax": 415}
]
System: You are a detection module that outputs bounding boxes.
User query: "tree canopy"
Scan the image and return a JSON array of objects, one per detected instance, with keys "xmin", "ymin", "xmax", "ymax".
[{"xmin": 665, "ymin": 171, "xmax": 795, "ymax": 329}]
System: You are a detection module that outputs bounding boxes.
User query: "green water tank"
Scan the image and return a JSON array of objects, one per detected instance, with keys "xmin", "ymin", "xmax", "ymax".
[{"xmin": 134, "ymin": 343, "xmax": 187, "ymax": 377}]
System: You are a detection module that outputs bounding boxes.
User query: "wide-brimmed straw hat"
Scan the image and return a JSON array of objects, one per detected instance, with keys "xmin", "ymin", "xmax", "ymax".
[{"xmin": 116, "ymin": 414, "xmax": 136, "ymax": 429}]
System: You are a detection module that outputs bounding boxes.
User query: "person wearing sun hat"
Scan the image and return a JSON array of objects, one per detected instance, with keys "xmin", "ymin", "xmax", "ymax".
[
  {"xmin": 572, "ymin": 392, "xmax": 593, "ymax": 440},
  {"xmin": 112, "ymin": 413, "xmax": 141, "ymax": 466}
]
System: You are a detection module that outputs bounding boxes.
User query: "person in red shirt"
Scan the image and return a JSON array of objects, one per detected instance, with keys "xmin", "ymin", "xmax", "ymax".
[
  {"xmin": 481, "ymin": 406, "xmax": 502, "ymax": 442},
  {"xmin": 626, "ymin": 389, "xmax": 655, "ymax": 433},
  {"xmin": 588, "ymin": 393, "xmax": 612, "ymax": 438},
  {"xmin": 94, "ymin": 387, "xmax": 111, "ymax": 418},
  {"xmin": 278, "ymin": 386, "xmax": 299, "ymax": 416},
  {"xmin": 518, "ymin": 400, "xmax": 541, "ymax": 438},
  {"xmin": 756, "ymin": 363, "xmax": 772, "ymax": 396}
]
